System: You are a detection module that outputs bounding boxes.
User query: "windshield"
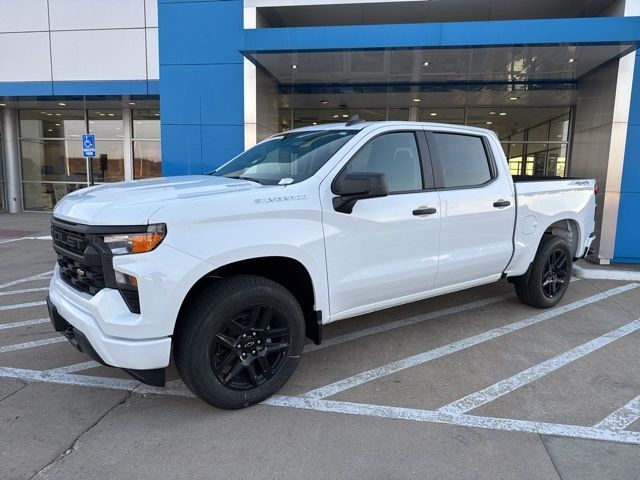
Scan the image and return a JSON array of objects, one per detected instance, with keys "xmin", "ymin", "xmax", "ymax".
[{"xmin": 211, "ymin": 129, "xmax": 358, "ymax": 185}]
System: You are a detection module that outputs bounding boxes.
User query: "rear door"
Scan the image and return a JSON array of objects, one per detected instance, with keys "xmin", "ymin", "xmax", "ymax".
[{"xmin": 426, "ymin": 130, "xmax": 515, "ymax": 288}]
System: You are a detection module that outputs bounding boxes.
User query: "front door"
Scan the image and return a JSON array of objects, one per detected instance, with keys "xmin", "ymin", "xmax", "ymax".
[{"xmin": 321, "ymin": 128, "xmax": 441, "ymax": 319}]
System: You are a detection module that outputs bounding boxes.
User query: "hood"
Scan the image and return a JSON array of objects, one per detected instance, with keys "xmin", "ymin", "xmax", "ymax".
[{"xmin": 53, "ymin": 175, "xmax": 263, "ymax": 225}]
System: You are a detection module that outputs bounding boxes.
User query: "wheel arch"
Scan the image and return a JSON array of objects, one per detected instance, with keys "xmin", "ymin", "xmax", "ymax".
[{"xmin": 175, "ymin": 256, "xmax": 323, "ymax": 344}]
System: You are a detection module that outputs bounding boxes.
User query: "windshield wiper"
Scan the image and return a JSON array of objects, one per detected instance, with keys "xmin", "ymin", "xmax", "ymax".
[{"xmin": 224, "ymin": 175, "xmax": 264, "ymax": 185}]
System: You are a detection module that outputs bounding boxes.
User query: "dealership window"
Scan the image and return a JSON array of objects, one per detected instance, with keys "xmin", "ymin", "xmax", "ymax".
[
  {"xmin": 19, "ymin": 101, "xmax": 162, "ymax": 212},
  {"xmin": 132, "ymin": 109, "xmax": 161, "ymax": 179},
  {"xmin": 19, "ymin": 109, "xmax": 88, "ymax": 211},
  {"xmin": 87, "ymin": 110, "xmax": 125, "ymax": 183}
]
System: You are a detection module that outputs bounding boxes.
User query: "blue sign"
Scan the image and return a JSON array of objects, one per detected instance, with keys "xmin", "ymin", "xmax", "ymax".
[{"xmin": 82, "ymin": 134, "xmax": 96, "ymax": 157}]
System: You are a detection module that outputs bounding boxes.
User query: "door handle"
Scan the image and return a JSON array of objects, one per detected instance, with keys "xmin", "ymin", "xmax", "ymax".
[
  {"xmin": 413, "ymin": 207, "xmax": 437, "ymax": 216},
  {"xmin": 493, "ymin": 200, "xmax": 511, "ymax": 208}
]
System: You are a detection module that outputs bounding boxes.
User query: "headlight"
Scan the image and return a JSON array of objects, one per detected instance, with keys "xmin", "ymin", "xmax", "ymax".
[{"xmin": 102, "ymin": 224, "xmax": 166, "ymax": 255}]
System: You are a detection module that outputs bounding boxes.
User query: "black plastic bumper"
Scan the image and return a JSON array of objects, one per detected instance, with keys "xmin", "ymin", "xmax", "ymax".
[{"xmin": 46, "ymin": 296, "xmax": 165, "ymax": 387}]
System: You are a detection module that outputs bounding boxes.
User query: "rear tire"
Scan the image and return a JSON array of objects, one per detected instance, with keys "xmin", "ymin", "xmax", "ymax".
[
  {"xmin": 174, "ymin": 275, "xmax": 305, "ymax": 409},
  {"xmin": 514, "ymin": 235, "xmax": 572, "ymax": 309}
]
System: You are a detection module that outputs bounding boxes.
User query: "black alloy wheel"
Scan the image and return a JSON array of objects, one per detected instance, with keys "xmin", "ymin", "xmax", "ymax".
[
  {"xmin": 541, "ymin": 249, "xmax": 569, "ymax": 299},
  {"xmin": 513, "ymin": 234, "xmax": 573, "ymax": 309},
  {"xmin": 211, "ymin": 305, "xmax": 290, "ymax": 390},
  {"xmin": 174, "ymin": 275, "xmax": 305, "ymax": 409}
]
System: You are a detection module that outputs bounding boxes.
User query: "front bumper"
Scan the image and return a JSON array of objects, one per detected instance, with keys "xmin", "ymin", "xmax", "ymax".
[
  {"xmin": 48, "ymin": 266, "xmax": 172, "ymax": 373},
  {"xmin": 46, "ymin": 295, "xmax": 166, "ymax": 386}
]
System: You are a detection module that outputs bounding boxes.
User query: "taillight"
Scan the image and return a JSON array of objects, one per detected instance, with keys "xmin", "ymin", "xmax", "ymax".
[{"xmin": 594, "ymin": 185, "xmax": 600, "ymax": 195}]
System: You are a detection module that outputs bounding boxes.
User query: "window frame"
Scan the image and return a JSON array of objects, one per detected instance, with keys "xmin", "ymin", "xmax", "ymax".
[
  {"xmin": 331, "ymin": 129, "xmax": 435, "ymax": 196},
  {"xmin": 425, "ymin": 130, "xmax": 498, "ymax": 191}
]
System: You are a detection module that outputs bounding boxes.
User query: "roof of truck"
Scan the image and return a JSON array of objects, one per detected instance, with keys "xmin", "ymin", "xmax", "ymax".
[{"xmin": 280, "ymin": 120, "xmax": 498, "ymax": 138}]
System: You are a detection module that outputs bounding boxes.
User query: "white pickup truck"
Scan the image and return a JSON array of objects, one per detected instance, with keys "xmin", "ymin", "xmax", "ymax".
[{"xmin": 47, "ymin": 120, "xmax": 597, "ymax": 408}]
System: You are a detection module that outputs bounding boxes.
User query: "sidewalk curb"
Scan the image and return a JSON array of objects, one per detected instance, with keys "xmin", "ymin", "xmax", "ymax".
[{"xmin": 573, "ymin": 264, "xmax": 640, "ymax": 281}]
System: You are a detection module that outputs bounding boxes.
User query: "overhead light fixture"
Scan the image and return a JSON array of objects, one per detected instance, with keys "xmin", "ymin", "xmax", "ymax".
[
  {"xmin": 47, "ymin": 128, "xmax": 53, "ymax": 132},
  {"xmin": 342, "ymin": 114, "xmax": 348, "ymax": 118},
  {"xmin": 291, "ymin": 64, "xmax": 297, "ymax": 69},
  {"xmin": 312, "ymin": 122, "xmax": 318, "ymax": 125},
  {"xmin": 0, "ymin": 103, "xmax": 6, "ymax": 107},
  {"xmin": 55, "ymin": 123, "xmax": 60, "ymax": 126},
  {"xmin": 154, "ymin": 113, "xmax": 160, "ymax": 117},
  {"xmin": 509, "ymin": 97, "xmax": 519, "ymax": 101},
  {"xmin": 99, "ymin": 113, "xmax": 105, "ymax": 116},
  {"xmin": 486, "ymin": 121, "xmax": 493, "ymax": 125},
  {"xmin": 46, "ymin": 113, "xmax": 53, "ymax": 116},
  {"xmin": 332, "ymin": 114, "xmax": 339, "ymax": 118},
  {"xmin": 108, "ymin": 113, "xmax": 114, "ymax": 117},
  {"xmin": 430, "ymin": 112, "xmax": 437, "ymax": 116},
  {"xmin": 499, "ymin": 112, "xmax": 507, "ymax": 116},
  {"xmin": 58, "ymin": 102, "xmax": 66, "ymax": 106},
  {"xmin": 54, "ymin": 113, "xmax": 61, "ymax": 116},
  {"xmin": 320, "ymin": 100, "xmax": 329, "ymax": 105},
  {"xmin": 568, "ymin": 58, "xmax": 576, "ymax": 63},
  {"xmin": 129, "ymin": 102, "xmax": 136, "ymax": 105},
  {"xmin": 489, "ymin": 111, "xmax": 496, "ymax": 115},
  {"xmin": 413, "ymin": 98, "xmax": 421, "ymax": 102},
  {"xmin": 423, "ymin": 61, "xmax": 430, "ymax": 66},
  {"xmin": 40, "ymin": 111, "xmax": 46, "ymax": 114}
]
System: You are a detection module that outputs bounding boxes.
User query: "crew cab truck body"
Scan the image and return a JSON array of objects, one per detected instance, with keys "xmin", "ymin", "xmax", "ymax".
[{"xmin": 47, "ymin": 121, "xmax": 596, "ymax": 408}]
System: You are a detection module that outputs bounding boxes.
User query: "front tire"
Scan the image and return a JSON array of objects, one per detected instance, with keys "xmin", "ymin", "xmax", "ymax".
[
  {"xmin": 174, "ymin": 275, "xmax": 304, "ymax": 409},
  {"xmin": 514, "ymin": 235, "xmax": 572, "ymax": 309}
]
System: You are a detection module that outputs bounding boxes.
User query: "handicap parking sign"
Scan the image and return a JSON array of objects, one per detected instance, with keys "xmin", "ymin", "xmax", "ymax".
[{"xmin": 82, "ymin": 134, "xmax": 96, "ymax": 157}]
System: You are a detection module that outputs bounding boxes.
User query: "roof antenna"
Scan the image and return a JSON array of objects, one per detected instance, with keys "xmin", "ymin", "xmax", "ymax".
[{"xmin": 345, "ymin": 114, "xmax": 366, "ymax": 126}]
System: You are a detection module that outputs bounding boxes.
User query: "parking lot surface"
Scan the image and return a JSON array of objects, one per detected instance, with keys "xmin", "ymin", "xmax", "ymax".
[{"xmin": 1, "ymin": 213, "xmax": 640, "ymax": 480}]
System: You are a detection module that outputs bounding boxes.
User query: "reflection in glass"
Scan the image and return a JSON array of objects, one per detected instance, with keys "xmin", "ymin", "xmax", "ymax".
[
  {"xmin": 19, "ymin": 110, "xmax": 85, "ymax": 139},
  {"xmin": 91, "ymin": 140, "xmax": 124, "ymax": 183},
  {"xmin": 133, "ymin": 141, "xmax": 162, "ymax": 179},
  {"xmin": 88, "ymin": 110, "xmax": 124, "ymax": 138},
  {"xmin": 22, "ymin": 182, "xmax": 87, "ymax": 211},
  {"xmin": 133, "ymin": 110, "xmax": 161, "ymax": 139},
  {"xmin": 418, "ymin": 108, "xmax": 465, "ymax": 124},
  {"xmin": 20, "ymin": 139, "xmax": 87, "ymax": 182},
  {"xmin": 550, "ymin": 114, "xmax": 570, "ymax": 142}
]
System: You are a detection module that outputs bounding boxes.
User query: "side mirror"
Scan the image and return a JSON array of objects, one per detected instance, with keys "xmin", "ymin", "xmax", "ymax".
[{"xmin": 332, "ymin": 172, "xmax": 389, "ymax": 214}]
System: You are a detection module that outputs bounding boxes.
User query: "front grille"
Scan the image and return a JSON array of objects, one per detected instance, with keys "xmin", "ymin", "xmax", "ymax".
[
  {"xmin": 52, "ymin": 222, "xmax": 105, "ymax": 296},
  {"xmin": 51, "ymin": 224, "xmax": 90, "ymax": 256},
  {"xmin": 57, "ymin": 253, "xmax": 106, "ymax": 296},
  {"xmin": 51, "ymin": 218, "xmax": 143, "ymax": 313}
]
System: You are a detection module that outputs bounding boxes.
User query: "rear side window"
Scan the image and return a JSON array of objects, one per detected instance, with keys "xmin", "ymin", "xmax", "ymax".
[
  {"xmin": 344, "ymin": 132, "xmax": 423, "ymax": 193},
  {"xmin": 432, "ymin": 133, "xmax": 492, "ymax": 188}
]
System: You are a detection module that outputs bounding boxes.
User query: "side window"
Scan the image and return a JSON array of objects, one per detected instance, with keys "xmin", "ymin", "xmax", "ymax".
[
  {"xmin": 344, "ymin": 132, "xmax": 423, "ymax": 193},
  {"xmin": 432, "ymin": 133, "xmax": 493, "ymax": 188}
]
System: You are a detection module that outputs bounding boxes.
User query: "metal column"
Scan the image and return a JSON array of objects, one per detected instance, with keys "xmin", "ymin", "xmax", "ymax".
[{"xmin": 1, "ymin": 108, "xmax": 22, "ymax": 213}]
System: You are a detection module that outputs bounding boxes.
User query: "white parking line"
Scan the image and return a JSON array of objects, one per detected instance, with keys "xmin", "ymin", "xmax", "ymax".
[
  {"xmin": 46, "ymin": 361, "xmax": 101, "ymax": 374},
  {"xmin": 304, "ymin": 294, "xmax": 514, "ymax": 353},
  {"xmin": 262, "ymin": 396, "xmax": 640, "ymax": 445},
  {"xmin": 438, "ymin": 319, "xmax": 640, "ymax": 415},
  {"xmin": 0, "ymin": 270, "xmax": 53, "ymax": 290},
  {"xmin": 0, "ymin": 300, "xmax": 47, "ymax": 311},
  {"xmin": 595, "ymin": 395, "xmax": 640, "ymax": 431},
  {"xmin": 0, "ymin": 365, "xmax": 139, "ymax": 390},
  {"xmin": 0, "ymin": 336, "xmax": 66, "ymax": 353},
  {"xmin": 0, "ymin": 287, "xmax": 49, "ymax": 297},
  {"xmin": 301, "ymin": 283, "xmax": 639, "ymax": 400},
  {"xmin": 0, "ymin": 235, "xmax": 52, "ymax": 245},
  {"xmin": 0, "ymin": 317, "xmax": 49, "ymax": 330},
  {"xmin": 1, "ymin": 362, "xmax": 638, "ymax": 445}
]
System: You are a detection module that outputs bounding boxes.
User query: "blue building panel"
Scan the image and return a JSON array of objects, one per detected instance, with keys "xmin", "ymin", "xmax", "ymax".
[
  {"xmin": 159, "ymin": 64, "xmax": 243, "ymax": 126},
  {"xmin": 614, "ymin": 51, "xmax": 640, "ymax": 263},
  {"xmin": 160, "ymin": 124, "xmax": 203, "ymax": 176},
  {"xmin": 159, "ymin": 0, "xmax": 245, "ymax": 178}
]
